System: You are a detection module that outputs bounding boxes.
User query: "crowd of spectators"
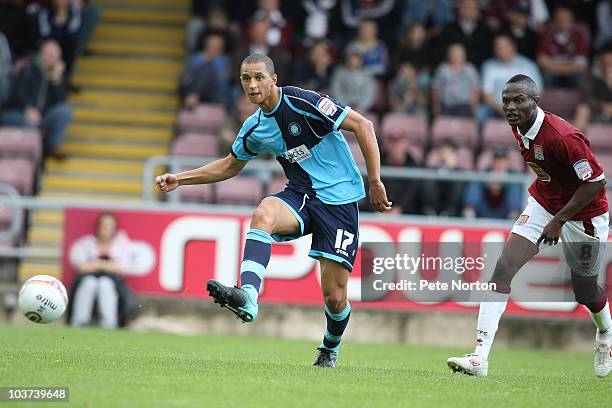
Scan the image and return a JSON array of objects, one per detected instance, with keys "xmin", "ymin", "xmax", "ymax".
[
  {"xmin": 0, "ymin": 0, "xmax": 99, "ymax": 159},
  {"xmin": 180, "ymin": 0, "xmax": 612, "ymax": 220}
]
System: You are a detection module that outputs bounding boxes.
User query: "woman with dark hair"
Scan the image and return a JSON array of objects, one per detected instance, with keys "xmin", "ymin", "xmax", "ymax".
[{"xmin": 68, "ymin": 213, "xmax": 134, "ymax": 329}]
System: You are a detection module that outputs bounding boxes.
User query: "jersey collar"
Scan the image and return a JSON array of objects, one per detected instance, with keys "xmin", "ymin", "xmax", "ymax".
[
  {"xmin": 262, "ymin": 87, "xmax": 283, "ymax": 117},
  {"xmin": 517, "ymin": 106, "xmax": 544, "ymax": 149}
]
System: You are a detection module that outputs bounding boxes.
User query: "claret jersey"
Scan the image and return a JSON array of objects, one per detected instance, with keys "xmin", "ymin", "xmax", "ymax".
[{"xmin": 231, "ymin": 86, "xmax": 365, "ymax": 205}]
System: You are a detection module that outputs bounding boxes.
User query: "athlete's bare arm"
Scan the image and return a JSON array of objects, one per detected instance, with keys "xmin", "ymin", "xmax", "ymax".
[
  {"xmin": 538, "ymin": 179, "xmax": 606, "ymax": 246},
  {"xmin": 340, "ymin": 109, "xmax": 392, "ymax": 212},
  {"xmin": 156, "ymin": 154, "xmax": 248, "ymax": 193}
]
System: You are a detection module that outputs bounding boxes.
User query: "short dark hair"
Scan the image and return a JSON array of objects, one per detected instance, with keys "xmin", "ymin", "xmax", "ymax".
[
  {"xmin": 241, "ymin": 53, "xmax": 275, "ymax": 75},
  {"xmin": 506, "ymin": 74, "xmax": 539, "ymax": 97}
]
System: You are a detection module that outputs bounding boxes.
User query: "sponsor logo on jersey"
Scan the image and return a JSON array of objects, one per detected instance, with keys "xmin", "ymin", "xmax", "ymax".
[
  {"xmin": 573, "ymin": 159, "xmax": 593, "ymax": 181},
  {"xmin": 317, "ymin": 97, "xmax": 337, "ymax": 116},
  {"xmin": 526, "ymin": 162, "xmax": 551, "ymax": 184},
  {"xmin": 515, "ymin": 214, "xmax": 529, "ymax": 225},
  {"xmin": 534, "ymin": 144, "xmax": 544, "ymax": 160},
  {"xmin": 288, "ymin": 122, "xmax": 301, "ymax": 136},
  {"xmin": 282, "ymin": 144, "xmax": 312, "ymax": 163}
]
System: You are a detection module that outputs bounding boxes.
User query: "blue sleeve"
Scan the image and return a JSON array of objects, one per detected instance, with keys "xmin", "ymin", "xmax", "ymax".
[
  {"xmin": 283, "ymin": 86, "xmax": 352, "ymax": 133},
  {"xmin": 230, "ymin": 112, "xmax": 265, "ymax": 161}
]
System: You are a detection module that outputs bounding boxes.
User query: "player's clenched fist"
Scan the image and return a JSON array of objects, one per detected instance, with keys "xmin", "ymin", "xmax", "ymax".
[{"xmin": 155, "ymin": 173, "xmax": 179, "ymax": 193}]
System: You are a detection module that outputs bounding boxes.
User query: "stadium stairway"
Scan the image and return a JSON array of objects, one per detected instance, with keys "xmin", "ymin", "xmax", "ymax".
[{"xmin": 19, "ymin": 0, "xmax": 188, "ymax": 280}]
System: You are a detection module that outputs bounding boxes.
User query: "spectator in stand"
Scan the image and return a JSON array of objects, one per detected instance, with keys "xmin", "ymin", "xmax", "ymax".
[
  {"xmin": 477, "ymin": 34, "xmax": 542, "ymax": 128},
  {"xmin": 421, "ymin": 139, "xmax": 465, "ymax": 217},
  {"xmin": 301, "ymin": 0, "xmax": 336, "ymax": 44},
  {"xmin": 179, "ymin": 32, "xmax": 230, "ymax": 108},
  {"xmin": 573, "ymin": 44, "xmax": 612, "ymax": 131},
  {"xmin": 2, "ymin": 40, "xmax": 71, "ymax": 160},
  {"xmin": 346, "ymin": 19, "xmax": 388, "ymax": 77},
  {"xmin": 437, "ymin": 0, "xmax": 492, "ymax": 68},
  {"xmin": 330, "ymin": 49, "xmax": 376, "ymax": 112},
  {"xmin": 68, "ymin": 212, "xmax": 135, "ymax": 329},
  {"xmin": 218, "ymin": 94, "xmax": 258, "ymax": 156},
  {"xmin": 485, "ymin": 0, "xmax": 549, "ymax": 34},
  {"xmin": 379, "ymin": 132, "xmax": 420, "ymax": 215},
  {"xmin": 431, "ymin": 43, "xmax": 480, "ymax": 117},
  {"xmin": 388, "ymin": 62, "xmax": 428, "ymax": 114},
  {"xmin": 0, "ymin": 32, "xmax": 11, "ymax": 104},
  {"xmin": 230, "ymin": 15, "xmax": 290, "ymax": 86},
  {"xmin": 401, "ymin": 0, "xmax": 454, "ymax": 36},
  {"xmin": 463, "ymin": 147, "xmax": 522, "ymax": 219},
  {"xmin": 595, "ymin": 0, "xmax": 612, "ymax": 51},
  {"xmin": 0, "ymin": 0, "xmax": 30, "ymax": 58},
  {"xmin": 29, "ymin": 0, "xmax": 82, "ymax": 77},
  {"xmin": 292, "ymin": 39, "xmax": 334, "ymax": 93},
  {"xmin": 537, "ymin": 6, "xmax": 589, "ymax": 88},
  {"xmin": 253, "ymin": 0, "xmax": 292, "ymax": 51},
  {"xmin": 392, "ymin": 21, "xmax": 431, "ymax": 77},
  {"xmin": 500, "ymin": 2, "xmax": 540, "ymax": 60}
]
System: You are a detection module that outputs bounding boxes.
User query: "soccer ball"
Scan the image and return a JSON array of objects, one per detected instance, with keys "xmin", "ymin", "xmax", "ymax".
[{"xmin": 18, "ymin": 275, "xmax": 68, "ymax": 323}]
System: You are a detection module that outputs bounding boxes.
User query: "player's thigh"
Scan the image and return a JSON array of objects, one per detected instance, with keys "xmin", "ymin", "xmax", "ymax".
[
  {"xmin": 251, "ymin": 197, "xmax": 301, "ymax": 236},
  {"xmin": 560, "ymin": 212, "xmax": 609, "ymax": 277},
  {"xmin": 510, "ymin": 196, "xmax": 552, "ymax": 245}
]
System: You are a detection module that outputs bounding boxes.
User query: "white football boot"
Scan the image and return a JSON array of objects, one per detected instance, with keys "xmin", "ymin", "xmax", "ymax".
[
  {"xmin": 447, "ymin": 354, "xmax": 489, "ymax": 377},
  {"xmin": 594, "ymin": 331, "xmax": 612, "ymax": 378}
]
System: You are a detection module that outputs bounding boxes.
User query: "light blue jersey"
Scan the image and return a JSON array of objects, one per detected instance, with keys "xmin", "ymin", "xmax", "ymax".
[{"xmin": 230, "ymin": 86, "xmax": 365, "ymax": 205}]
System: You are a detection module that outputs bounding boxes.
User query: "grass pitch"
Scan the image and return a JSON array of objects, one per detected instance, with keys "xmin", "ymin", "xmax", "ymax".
[{"xmin": 0, "ymin": 323, "xmax": 608, "ymax": 408}]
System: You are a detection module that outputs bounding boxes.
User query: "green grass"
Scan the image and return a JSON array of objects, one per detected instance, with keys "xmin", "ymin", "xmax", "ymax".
[{"xmin": 0, "ymin": 323, "xmax": 608, "ymax": 408}]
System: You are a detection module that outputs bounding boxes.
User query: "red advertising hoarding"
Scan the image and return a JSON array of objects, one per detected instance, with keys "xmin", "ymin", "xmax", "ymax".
[{"xmin": 62, "ymin": 208, "xmax": 612, "ymax": 319}]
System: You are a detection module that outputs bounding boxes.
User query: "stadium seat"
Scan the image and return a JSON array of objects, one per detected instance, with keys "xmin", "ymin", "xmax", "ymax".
[
  {"xmin": 482, "ymin": 118, "xmax": 518, "ymax": 149},
  {"xmin": 0, "ymin": 158, "xmax": 35, "ymax": 196},
  {"xmin": 216, "ymin": 176, "xmax": 264, "ymax": 205},
  {"xmin": 586, "ymin": 123, "xmax": 612, "ymax": 153},
  {"xmin": 179, "ymin": 184, "xmax": 215, "ymax": 203},
  {"xmin": 381, "ymin": 113, "xmax": 428, "ymax": 146},
  {"xmin": 425, "ymin": 146, "xmax": 474, "ymax": 170},
  {"xmin": 0, "ymin": 127, "xmax": 43, "ymax": 162},
  {"xmin": 171, "ymin": 133, "xmax": 219, "ymax": 157},
  {"xmin": 539, "ymin": 88, "xmax": 580, "ymax": 119},
  {"xmin": 477, "ymin": 148, "xmax": 525, "ymax": 173},
  {"xmin": 177, "ymin": 103, "xmax": 227, "ymax": 134},
  {"xmin": 431, "ymin": 116, "xmax": 478, "ymax": 148},
  {"xmin": 595, "ymin": 152, "xmax": 612, "ymax": 176},
  {"xmin": 265, "ymin": 176, "xmax": 288, "ymax": 196}
]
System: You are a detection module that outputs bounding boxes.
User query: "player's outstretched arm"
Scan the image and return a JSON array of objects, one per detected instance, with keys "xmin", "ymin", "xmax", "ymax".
[
  {"xmin": 155, "ymin": 154, "xmax": 248, "ymax": 193},
  {"xmin": 340, "ymin": 110, "xmax": 392, "ymax": 212}
]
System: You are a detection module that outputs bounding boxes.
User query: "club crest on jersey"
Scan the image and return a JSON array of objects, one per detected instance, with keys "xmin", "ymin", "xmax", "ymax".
[
  {"xmin": 515, "ymin": 214, "xmax": 529, "ymax": 225},
  {"xmin": 317, "ymin": 97, "xmax": 337, "ymax": 116},
  {"xmin": 573, "ymin": 159, "xmax": 593, "ymax": 181},
  {"xmin": 526, "ymin": 162, "xmax": 551, "ymax": 184},
  {"xmin": 282, "ymin": 144, "xmax": 312, "ymax": 163},
  {"xmin": 534, "ymin": 144, "xmax": 544, "ymax": 160},
  {"xmin": 288, "ymin": 122, "xmax": 301, "ymax": 136}
]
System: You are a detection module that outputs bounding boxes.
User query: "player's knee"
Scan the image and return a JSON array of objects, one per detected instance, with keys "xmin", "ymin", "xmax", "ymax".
[
  {"xmin": 251, "ymin": 204, "xmax": 276, "ymax": 232},
  {"xmin": 571, "ymin": 273, "xmax": 600, "ymax": 305},
  {"xmin": 490, "ymin": 256, "xmax": 519, "ymax": 291},
  {"xmin": 323, "ymin": 289, "xmax": 346, "ymax": 313}
]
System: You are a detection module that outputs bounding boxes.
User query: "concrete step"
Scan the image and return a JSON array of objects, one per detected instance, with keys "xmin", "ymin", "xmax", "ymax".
[
  {"xmin": 69, "ymin": 90, "xmax": 178, "ymax": 110},
  {"xmin": 67, "ymin": 123, "xmax": 172, "ymax": 143},
  {"xmin": 76, "ymin": 57, "xmax": 182, "ymax": 77},
  {"xmin": 101, "ymin": 8, "xmax": 189, "ymax": 25},
  {"xmin": 73, "ymin": 107, "xmax": 175, "ymax": 126},
  {"xmin": 42, "ymin": 174, "xmax": 143, "ymax": 195},
  {"xmin": 45, "ymin": 158, "xmax": 145, "ymax": 177},
  {"xmin": 37, "ymin": 190, "xmax": 142, "ymax": 203},
  {"xmin": 88, "ymin": 40, "xmax": 184, "ymax": 58},
  {"xmin": 94, "ymin": 0, "xmax": 189, "ymax": 8},
  {"xmin": 72, "ymin": 74, "xmax": 177, "ymax": 93},
  {"xmin": 28, "ymin": 226, "xmax": 63, "ymax": 246},
  {"xmin": 31, "ymin": 210, "xmax": 64, "ymax": 228},
  {"xmin": 60, "ymin": 140, "xmax": 167, "ymax": 160},
  {"xmin": 19, "ymin": 262, "xmax": 61, "ymax": 280}
]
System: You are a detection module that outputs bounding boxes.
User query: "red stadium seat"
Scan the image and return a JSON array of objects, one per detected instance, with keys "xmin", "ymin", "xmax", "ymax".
[
  {"xmin": 381, "ymin": 113, "xmax": 428, "ymax": 146},
  {"xmin": 265, "ymin": 176, "xmax": 288, "ymax": 196},
  {"xmin": 179, "ymin": 184, "xmax": 215, "ymax": 203},
  {"xmin": 0, "ymin": 158, "xmax": 35, "ymax": 196},
  {"xmin": 425, "ymin": 146, "xmax": 474, "ymax": 170},
  {"xmin": 539, "ymin": 88, "xmax": 580, "ymax": 119},
  {"xmin": 216, "ymin": 176, "xmax": 263, "ymax": 205},
  {"xmin": 477, "ymin": 149, "xmax": 525, "ymax": 173},
  {"xmin": 0, "ymin": 127, "xmax": 43, "ymax": 162},
  {"xmin": 171, "ymin": 133, "xmax": 219, "ymax": 157},
  {"xmin": 431, "ymin": 116, "xmax": 478, "ymax": 148},
  {"xmin": 586, "ymin": 124, "xmax": 612, "ymax": 153},
  {"xmin": 177, "ymin": 103, "xmax": 227, "ymax": 134},
  {"xmin": 482, "ymin": 118, "xmax": 518, "ymax": 149}
]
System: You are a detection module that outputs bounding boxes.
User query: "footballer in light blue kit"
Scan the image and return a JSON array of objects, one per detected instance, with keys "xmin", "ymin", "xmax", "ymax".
[{"xmin": 156, "ymin": 53, "xmax": 391, "ymax": 367}]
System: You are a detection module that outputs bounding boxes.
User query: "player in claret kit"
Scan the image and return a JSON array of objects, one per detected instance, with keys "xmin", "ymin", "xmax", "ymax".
[
  {"xmin": 447, "ymin": 74, "xmax": 612, "ymax": 377},
  {"xmin": 155, "ymin": 53, "xmax": 392, "ymax": 367}
]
